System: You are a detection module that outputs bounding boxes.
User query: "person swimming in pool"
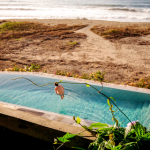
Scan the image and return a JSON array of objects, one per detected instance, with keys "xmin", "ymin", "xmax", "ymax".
[{"xmin": 54, "ymin": 82, "xmax": 65, "ymax": 100}]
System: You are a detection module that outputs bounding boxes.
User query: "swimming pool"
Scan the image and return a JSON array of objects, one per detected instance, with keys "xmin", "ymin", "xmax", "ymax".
[{"xmin": 0, "ymin": 72, "xmax": 150, "ymax": 130}]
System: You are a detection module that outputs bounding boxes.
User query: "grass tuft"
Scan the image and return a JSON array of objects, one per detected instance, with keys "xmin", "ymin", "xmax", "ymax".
[
  {"xmin": 0, "ymin": 21, "xmax": 87, "ymax": 40},
  {"xmin": 90, "ymin": 25, "xmax": 150, "ymax": 40}
]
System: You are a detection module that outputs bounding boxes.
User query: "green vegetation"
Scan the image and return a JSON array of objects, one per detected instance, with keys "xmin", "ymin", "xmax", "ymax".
[
  {"xmin": 90, "ymin": 25, "xmax": 150, "ymax": 40},
  {"xmin": 15, "ymin": 38, "xmax": 22, "ymax": 41},
  {"xmin": 67, "ymin": 41, "xmax": 77, "ymax": 45},
  {"xmin": 0, "ymin": 21, "xmax": 45, "ymax": 40},
  {"xmin": 126, "ymin": 77, "xmax": 150, "ymax": 89},
  {"xmin": 0, "ymin": 21, "xmax": 87, "ymax": 40},
  {"xmin": 0, "ymin": 21, "xmax": 42, "ymax": 31},
  {"xmin": 4, "ymin": 63, "xmax": 41, "ymax": 72},
  {"xmin": 55, "ymin": 70, "xmax": 106, "ymax": 82}
]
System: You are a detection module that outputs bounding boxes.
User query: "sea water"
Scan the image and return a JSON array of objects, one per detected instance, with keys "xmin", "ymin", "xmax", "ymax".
[{"xmin": 0, "ymin": 0, "xmax": 150, "ymax": 22}]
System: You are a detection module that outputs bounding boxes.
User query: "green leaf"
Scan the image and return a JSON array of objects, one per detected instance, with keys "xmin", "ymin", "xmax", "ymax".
[
  {"xmin": 124, "ymin": 125, "xmax": 132, "ymax": 139},
  {"xmin": 57, "ymin": 137, "xmax": 70, "ymax": 143},
  {"xmin": 124, "ymin": 142, "xmax": 137, "ymax": 146},
  {"xmin": 86, "ymin": 84, "xmax": 90, "ymax": 87},
  {"xmin": 98, "ymin": 127, "xmax": 113, "ymax": 132},
  {"xmin": 134, "ymin": 122, "xmax": 145, "ymax": 138},
  {"xmin": 107, "ymin": 99, "xmax": 111, "ymax": 107},
  {"xmin": 89, "ymin": 122, "xmax": 108, "ymax": 128},
  {"xmin": 110, "ymin": 97, "xmax": 116, "ymax": 102},
  {"xmin": 57, "ymin": 132, "xmax": 78, "ymax": 143},
  {"xmin": 63, "ymin": 132, "xmax": 78, "ymax": 139},
  {"xmin": 76, "ymin": 116, "xmax": 81, "ymax": 124},
  {"xmin": 127, "ymin": 129, "xmax": 135, "ymax": 137},
  {"xmin": 111, "ymin": 145, "xmax": 122, "ymax": 150},
  {"xmin": 142, "ymin": 132, "xmax": 150, "ymax": 140},
  {"xmin": 105, "ymin": 141, "xmax": 114, "ymax": 149}
]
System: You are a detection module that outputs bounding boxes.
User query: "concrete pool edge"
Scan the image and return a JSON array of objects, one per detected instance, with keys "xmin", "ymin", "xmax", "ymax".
[
  {"xmin": 0, "ymin": 71, "xmax": 150, "ymax": 94},
  {"xmin": 0, "ymin": 101, "xmax": 96, "ymax": 149}
]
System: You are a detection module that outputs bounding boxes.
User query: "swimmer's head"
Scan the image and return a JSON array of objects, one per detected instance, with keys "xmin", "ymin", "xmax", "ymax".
[{"xmin": 54, "ymin": 82, "xmax": 59, "ymax": 86}]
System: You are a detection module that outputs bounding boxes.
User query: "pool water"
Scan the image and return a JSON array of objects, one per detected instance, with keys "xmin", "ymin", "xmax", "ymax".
[{"xmin": 0, "ymin": 73, "xmax": 150, "ymax": 130}]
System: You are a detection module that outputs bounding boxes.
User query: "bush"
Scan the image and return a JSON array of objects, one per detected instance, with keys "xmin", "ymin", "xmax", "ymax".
[
  {"xmin": 3, "ymin": 63, "xmax": 41, "ymax": 72},
  {"xmin": 55, "ymin": 70, "xmax": 106, "ymax": 82},
  {"xmin": 126, "ymin": 77, "xmax": 150, "ymax": 89}
]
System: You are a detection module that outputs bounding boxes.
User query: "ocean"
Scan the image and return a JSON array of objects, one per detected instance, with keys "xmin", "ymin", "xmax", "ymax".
[{"xmin": 0, "ymin": 0, "xmax": 150, "ymax": 22}]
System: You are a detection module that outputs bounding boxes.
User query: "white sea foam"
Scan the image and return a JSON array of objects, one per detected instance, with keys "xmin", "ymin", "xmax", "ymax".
[{"xmin": 0, "ymin": 0, "xmax": 150, "ymax": 22}]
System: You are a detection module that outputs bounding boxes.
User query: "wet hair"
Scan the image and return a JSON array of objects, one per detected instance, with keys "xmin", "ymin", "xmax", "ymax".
[{"xmin": 54, "ymin": 82, "xmax": 59, "ymax": 86}]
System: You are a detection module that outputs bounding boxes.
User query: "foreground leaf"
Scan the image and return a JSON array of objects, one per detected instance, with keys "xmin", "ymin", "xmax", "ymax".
[
  {"xmin": 57, "ymin": 137, "xmax": 70, "ymax": 143},
  {"xmin": 57, "ymin": 132, "xmax": 78, "ymax": 143},
  {"xmin": 86, "ymin": 84, "xmax": 90, "ymax": 87},
  {"xmin": 98, "ymin": 127, "xmax": 113, "ymax": 132},
  {"xmin": 142, "ymin": 132, "xmax": 150, "ymax": 140},
  {"xmin": 76, "ymin": 116, "xmax": 81, "ymax": 124},
  {"xmin": 105, "ymin": 141, "xmax": 114, "ymax": 149},
  {"xmin": 124, "ymin": 142, "xmax": 137, "ymax": 146},
  {"xmin": 63, "ymin": 132, "xmax": 78, "ymax": 139},
  {"xmin": 110, "ymin": 97, "xmax": 116, "ymax": 103},
  {"xmin": 111, "ymin": 145, "xmax": 122, "ymax": 150},
  {"xmin": 134, "ymin": 122, "xmax": 145, "ymax": 138},
  {"xmin": 107, "ymin": 99, "xmax": 111, "ymax": 107},
  {"xmin": 89, "ymin": 122, "xmax": 108, "ymax": 129}
]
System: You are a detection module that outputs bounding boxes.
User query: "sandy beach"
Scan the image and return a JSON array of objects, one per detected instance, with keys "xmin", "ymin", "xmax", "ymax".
[{"xmin": 0, "ymin": 19, "xmax": 150, "ymax": 85}]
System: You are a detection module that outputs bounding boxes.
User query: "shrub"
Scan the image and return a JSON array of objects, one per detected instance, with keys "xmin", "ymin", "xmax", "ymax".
[
  {"xmin": 127, "ymin": 77, "xmax": 150, "ymax": 89},
  {"xmin": 89, "ymin": 71, "xmax": 106, "ymax": 82},
  {"xmin": 90, "ymin": 25, "xmax": 150, "ymax": 40},
  {"xmin": 55, "ymin": 70, "xmax": 106, "ymax": 82},
  {"xmin": 55, "ymin": 70, "xmax": 73, "ymax": 77},
  {"xmin": 3, "ymin": 63, "xmax": 41, "ymax": 72}
]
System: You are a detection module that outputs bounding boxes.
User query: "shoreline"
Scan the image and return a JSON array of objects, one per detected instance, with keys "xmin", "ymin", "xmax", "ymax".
[{"xmin": 3, "ymin": 18, "xmax": 150, "ymax": 25}]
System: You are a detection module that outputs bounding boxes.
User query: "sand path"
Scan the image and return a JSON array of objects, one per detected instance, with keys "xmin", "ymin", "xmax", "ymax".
[{"xmin": 0, "ymin": 19, "xmax": 150, "ymax": 83}]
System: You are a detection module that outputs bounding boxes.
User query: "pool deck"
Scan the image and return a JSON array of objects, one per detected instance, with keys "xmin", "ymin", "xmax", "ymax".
[{"xmin": 0, "ymin": 71, "xmax": 150, "ymax": 148}]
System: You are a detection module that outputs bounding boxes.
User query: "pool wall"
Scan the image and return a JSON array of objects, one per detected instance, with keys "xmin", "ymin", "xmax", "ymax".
[{"xmin": 0, "ymin": 101, "xmax": 96, "ymax": 149}]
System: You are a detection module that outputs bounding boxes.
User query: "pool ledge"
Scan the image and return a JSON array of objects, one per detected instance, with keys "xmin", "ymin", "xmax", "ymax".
[{"xmin": 0, "ymin": 102, "xmax": 97, "ymax": 149}]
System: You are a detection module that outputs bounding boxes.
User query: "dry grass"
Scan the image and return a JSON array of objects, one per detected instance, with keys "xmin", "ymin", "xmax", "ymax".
[
  {"xmin": 90, "ymin": 24, "xmax": 150, "ymax": 40},
  {"xmin": 0, "ymin": 21, "xmax": 87, "ymax": 40}
]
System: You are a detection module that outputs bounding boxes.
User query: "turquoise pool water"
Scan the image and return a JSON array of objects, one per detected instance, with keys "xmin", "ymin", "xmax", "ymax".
[{"xmin": 0, "ymin": 73, "xmax": 150, "ymax": 130}]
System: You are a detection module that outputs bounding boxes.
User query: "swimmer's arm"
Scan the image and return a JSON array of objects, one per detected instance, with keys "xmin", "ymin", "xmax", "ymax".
[{"xmin": 54, "ymin": 88, "xmax": 58, "ymax": 94}]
